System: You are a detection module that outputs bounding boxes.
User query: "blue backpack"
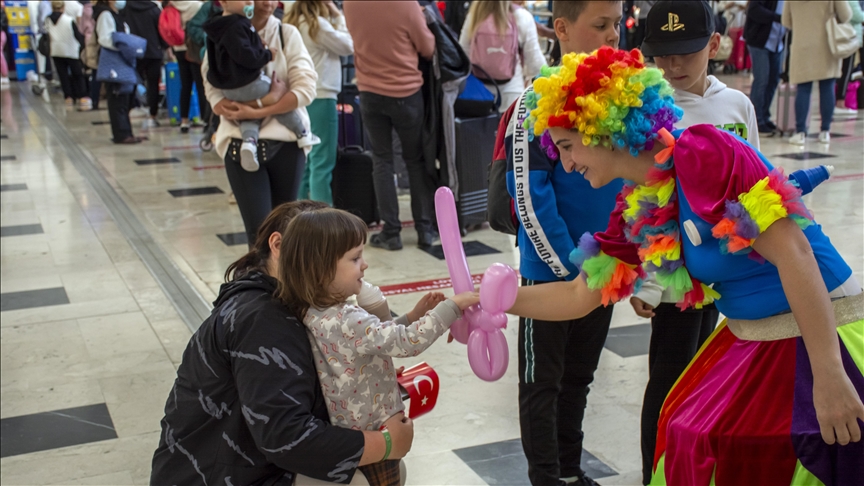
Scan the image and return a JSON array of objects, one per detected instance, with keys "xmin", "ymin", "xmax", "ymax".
[{"xmin": 454, "ymin": 66, "xmax": 501, "ymax": 118}]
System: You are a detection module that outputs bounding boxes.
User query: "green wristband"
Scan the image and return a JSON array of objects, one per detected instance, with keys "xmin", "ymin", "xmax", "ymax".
[{"xmin": 380, "ymin": 426, "xmax": 392, "ymax": 461}]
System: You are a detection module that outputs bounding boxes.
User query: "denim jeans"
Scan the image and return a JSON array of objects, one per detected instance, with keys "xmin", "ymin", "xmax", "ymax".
[
  {"xmin": 795, "ymin": 79, "xmax": 835, "ymax": 133},
  {"xmin": 359, "ymin": 90, "xmax": 435, "ymax": 236},
  {"xmin": 748, "ymin": 46, "xmax": 783, "ymax": 127}
]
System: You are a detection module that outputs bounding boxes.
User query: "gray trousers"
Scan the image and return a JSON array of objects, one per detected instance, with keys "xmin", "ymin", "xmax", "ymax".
[{"xmin": 223, "ymin": 73, "xmax": 305, "ymax": 140}]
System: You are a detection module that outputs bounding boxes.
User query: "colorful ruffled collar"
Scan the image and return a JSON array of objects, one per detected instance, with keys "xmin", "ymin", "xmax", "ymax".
[{"xmin": 620, "ymin": 128, "xmax": 719, "ymax": 309}]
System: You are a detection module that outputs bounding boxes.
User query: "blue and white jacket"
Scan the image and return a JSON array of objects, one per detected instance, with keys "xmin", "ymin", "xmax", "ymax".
[{"xmin": 505, "ymin": 90, "xmax": 622, "ymax": 283}]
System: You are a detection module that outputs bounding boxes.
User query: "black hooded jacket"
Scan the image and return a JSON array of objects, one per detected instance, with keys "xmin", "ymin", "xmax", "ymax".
[
  {"xmin": 203, "ymin": 13, "xmax": 272, "ymax": 89},
  {"xmin": 124, "ymin": 0, "xmax": 167, "ymax": 59},
  {"xmin": 150, "ymin": 272, "xmax": 365, "ymax": 485}
]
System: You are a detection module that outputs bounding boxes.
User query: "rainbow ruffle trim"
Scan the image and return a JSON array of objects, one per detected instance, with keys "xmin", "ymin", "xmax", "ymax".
[
  {"xmin": 623, "ymin": 128, "xmax": 718, "ymax": 310},
  {"xmin": 711, "ymin": 168, "xmax": 813, "ymax": 258},
  {"xmin": 570, "ymin": 233, "xmax": 645, "ymax": 306}
]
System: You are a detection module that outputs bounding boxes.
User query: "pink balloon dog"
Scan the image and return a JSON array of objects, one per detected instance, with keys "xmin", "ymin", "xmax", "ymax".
[{"xmin": 434, "ymin": 187, "xmax": 517, "ymax": 382}]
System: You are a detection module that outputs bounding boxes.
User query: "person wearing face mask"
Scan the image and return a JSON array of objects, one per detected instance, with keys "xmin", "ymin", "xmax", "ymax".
[
  {"xmin": 93, "ymin": 0, "xmax": 145, "ymax": 143},
  {"xmin": 167, "ymin": 0, "xmax": 205, "ymax": 133}
]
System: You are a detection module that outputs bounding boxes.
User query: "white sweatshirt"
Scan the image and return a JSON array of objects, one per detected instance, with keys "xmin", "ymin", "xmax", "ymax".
[
  {"xmin": 294, "ymin": 13, "xmax": 354, "ymax": 100},
  {"xmin": 634, "ymin": 75, "xmax": 759, "ymax": 307}
]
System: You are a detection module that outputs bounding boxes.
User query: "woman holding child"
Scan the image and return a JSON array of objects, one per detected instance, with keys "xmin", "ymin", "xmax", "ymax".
[
  {"xmin": 202, "ymin": 0, "xmax": 317, "ymax": 247},
  {"xmin": 508, "ymin": 47, "xmax": 863, "ymax": 485},
  {"xmin": 150, "ymin": 201, "xmax": 417, "ymax": 485}
]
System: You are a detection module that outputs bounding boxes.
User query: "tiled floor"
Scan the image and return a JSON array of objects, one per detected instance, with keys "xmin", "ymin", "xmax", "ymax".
[{"xmin": 1, "ymin": 71, "xmax": 862, "ymax": 486}]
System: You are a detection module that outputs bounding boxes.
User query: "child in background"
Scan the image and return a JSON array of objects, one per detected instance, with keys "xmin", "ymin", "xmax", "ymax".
[
  {"xmin": 278, "ymin": 208, "xmax": 479, "ymax": 485},
  {"xmin": 204, "ymin": 0, "xmax": 310, "ymax": 172},
  {"xmin": 633, "ymin": 2, "xmax": 760, "ymax": 484}
]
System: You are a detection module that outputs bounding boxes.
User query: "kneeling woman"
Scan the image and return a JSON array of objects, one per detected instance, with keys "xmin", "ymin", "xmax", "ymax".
[
  {"xmin": 509, "ymin": 47, "xmax": 864, "ymax": 486},
  {"xmin": 150, "ymin": 201, "xmax": 413, "ymax": 485}
]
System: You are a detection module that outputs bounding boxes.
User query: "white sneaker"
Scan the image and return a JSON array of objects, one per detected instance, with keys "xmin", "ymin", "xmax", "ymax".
[
  {"xmin": 240, "ymin": 139, "xmax": 260, "ymax": 172},
  {"xmin": 788, "ymin": 132, "xmax": 807, "ymax": 145},
  {"xmin": 295, "ymin": 133, "xmax": 321, "ymax": 149},
  {"xmin": 818, "ymin": 131, "xmax": 830, "ymax": 144},
  {"xmin": 0, "ymin": 77, "xmax": 9, "ymax": 90},
  {"xmin": 141, "ymin": 118, "xmax": 160, "ymax": 129},
  {"xmin": 834, "ymin": 107, "xmax": 857, "ymax": 118}
]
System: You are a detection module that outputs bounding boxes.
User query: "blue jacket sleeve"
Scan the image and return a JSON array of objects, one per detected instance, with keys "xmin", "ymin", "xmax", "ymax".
[{"xmin": 505, "ymin": 121, "xmax": 580, "ymax": 281}]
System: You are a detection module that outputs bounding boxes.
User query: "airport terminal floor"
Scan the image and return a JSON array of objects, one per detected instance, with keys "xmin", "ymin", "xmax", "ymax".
[{"xmin": 1, "ymin": 73, "xmax": 862, "ymax": 485}]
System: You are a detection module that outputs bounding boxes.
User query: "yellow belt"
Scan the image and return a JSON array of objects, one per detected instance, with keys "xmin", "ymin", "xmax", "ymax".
[{"xmin": 726, "ymin": 292, "xmax": 864, "ymax": 342}]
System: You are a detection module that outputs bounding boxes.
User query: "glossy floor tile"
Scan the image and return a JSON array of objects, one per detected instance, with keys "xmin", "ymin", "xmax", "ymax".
[{"xmin": 1, "ymin": 70, "xmax": 862, "ymax": 486}]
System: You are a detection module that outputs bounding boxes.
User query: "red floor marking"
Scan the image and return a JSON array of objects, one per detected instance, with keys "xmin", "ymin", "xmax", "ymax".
[
  {"xmin": 826, "ymin": 172, "xmax": 864, "ymax": 183},
  {"xmin": 192, "ymin": 165, "xmax": 226, "ymax": 171},
  {"xmin": 379, "ymin": 274, "xmax": 485, "ymax": 296}
]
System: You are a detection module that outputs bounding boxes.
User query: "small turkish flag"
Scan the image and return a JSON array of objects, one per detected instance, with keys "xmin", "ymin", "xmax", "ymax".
[{"xmin": 396, "ymin": 362, "xmax": 439, "ymax": 419}]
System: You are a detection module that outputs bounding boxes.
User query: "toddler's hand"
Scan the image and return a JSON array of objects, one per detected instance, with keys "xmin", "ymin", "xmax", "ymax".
[
  {"xmin": 407, "ymin": 292, "xmax": 446, "ymax": 322},
  {"xmin": 630, "ymin": 297, "xmax": 655, "ymax": 318},
  {"xmin": 451, "ymin": 291, "xmax": 480, "ymax": 311},
  {"xmin": 269, "ymin": 73, "xmax": 288, "ymax": 99},
  {"xmin": 267, "ymin": 45, "xmax": 278, "ymax": 60}
]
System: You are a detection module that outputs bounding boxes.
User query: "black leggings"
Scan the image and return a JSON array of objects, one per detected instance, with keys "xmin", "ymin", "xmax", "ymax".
[
  {"xmin": 174, "ymin": 53, "xmax": 208, "ymax": 121},
  {"xmin": 640, "ymin": 303, "xmax": 718, "ymax": 485},
  {"xmin": 136, "ymin": 58, "xmax": 162, "ymax": 117},
  {"xmin": 52, "ymin": 57, "xmax": 87, "ymax": 100},
  {"xmin": 106, "ymin": 85, "xmax": 133, "ymax": 142},
  {"xmin": 224, "ymin": 140, "xmax": 306, "ymax": 245}
]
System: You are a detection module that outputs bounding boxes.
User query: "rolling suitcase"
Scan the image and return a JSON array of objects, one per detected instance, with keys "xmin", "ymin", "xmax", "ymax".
[
  {"xmin": 332, "ymin": 61, "xmax": 379, "ymax": 225},
  {"xmin": 454, "ymin": 113, "xmax": 500, "ymax": 231}
]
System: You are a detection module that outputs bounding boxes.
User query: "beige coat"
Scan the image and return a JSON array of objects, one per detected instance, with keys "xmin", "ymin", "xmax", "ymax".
[{"xmin": 782, "ymin": 0, "xmax": 853, "ymax": 85}]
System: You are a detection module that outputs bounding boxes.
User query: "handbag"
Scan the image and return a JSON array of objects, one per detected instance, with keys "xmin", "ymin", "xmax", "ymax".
[
  {"xmin": 38, "ymin": 33, "xmax": 51, "ymax": 57},
  {"xmin": 826, "ymin": 1, "xmax": 860, "ymax": 59}
]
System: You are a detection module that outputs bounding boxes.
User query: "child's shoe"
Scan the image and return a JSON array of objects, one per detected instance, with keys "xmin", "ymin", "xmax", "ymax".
[
  {"xmin": 296, "ymin": 132, "xmax": 320, "ymax": 149},
  {"xmin": 240, "ymin": 138, "xmax": 260, "ymax": 172}
]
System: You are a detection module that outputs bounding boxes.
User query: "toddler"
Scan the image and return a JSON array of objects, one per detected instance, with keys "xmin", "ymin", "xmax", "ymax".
[
  {"xmin": 278, "ymin": 208, "xmax": 479, "ymax": 485},
  {"xmin": 204, "ymin": 0, "xmax": 309, "ymax": 172}
]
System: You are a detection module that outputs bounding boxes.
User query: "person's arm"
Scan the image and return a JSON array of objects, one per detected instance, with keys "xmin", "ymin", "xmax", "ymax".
[
  {"xmin": 336, "ymin": 295, "xmax": 476, "ymax": 357},
  {"xmin": 72, "ymin": 16, "xmax": 85, "ymax": 47},
  {"xmin": 408, "ymin": 3, "xmax": 436, "ymax": 60},
  {"xmin": 249, "ymin": 24, "xmax": 317, "ymax": 118},
  {"xmin": 781, "ymin": 1, "xmax": 792, "ymax": 30},
  {"xmin": 504, "ymin": 118, "xmax": 583, "ymax": 282},
  {"xmin": 96, "ymin": 10, "xmax": 117, "ymax": 50},
  {"xmin": 185, "ymin": 2, "xmax": 209, "ymax": 47},
  {"xmin": 745, "ymin": 0, "xmax": 781, "ymax": 25},
  {"xmin": 630, "ymin": 274, "xmax": 663, "ymax": 318},
  {"xmin": 752, "ymin": 218, "xmax": 864, "ymax": 445},
  {"xmin": 508, "ymin": 274, "xmax": 602, "ymax": 321},
  {"xmin": 835, "ymin": 0, "xmax": 853, "ymax": 24},
  {"xmin": 745, "ymin": 101, "xmax": 761, "ymax": 150},
  {"xmin": 314, "ymin": 14, "xmax": 354, "ymax": 57},
  {"xmin": 516, "ymin": 8, "xmax": 544, "ymax": 82},
  {"xmin": 849, "ymin": 0, "xmax": 864, "ymax": 25}
]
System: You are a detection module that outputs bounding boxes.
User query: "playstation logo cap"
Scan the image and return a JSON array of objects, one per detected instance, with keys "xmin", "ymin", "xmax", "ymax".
[{"xmin": 640, "ymin": 0, "xmax": 716, "ymax": 57}]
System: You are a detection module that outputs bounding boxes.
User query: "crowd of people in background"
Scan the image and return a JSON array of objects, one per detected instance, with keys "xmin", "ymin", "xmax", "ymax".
[{"xmin": 1, "ymin": 3, "xmax": 862, "ymax": 485}]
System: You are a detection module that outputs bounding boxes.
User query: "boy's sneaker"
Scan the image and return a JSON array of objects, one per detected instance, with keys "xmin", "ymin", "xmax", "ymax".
[
  {"xmin": 788, "ymin": 132, "xmax": 807, "ymax": 146},
  {"xmin": 818, "ymin": 131, "xmax": 830, "ymax": 144},
  {"xmin": 141, "ymin": 118, "xmax": 160, "ymax": 129},
  {"xmin": 240, "ymin": 138, "xmax": 260, "ymax": 172}
]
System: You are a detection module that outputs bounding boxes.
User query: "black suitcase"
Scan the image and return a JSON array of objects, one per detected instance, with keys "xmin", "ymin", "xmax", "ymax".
[
  {"xmin": 454, "ymin": 114, "xmax": 500, "ymax": 231},
  {"xmin": 332, "ymin": 60, "xmax": 379, "ymax": 225}
]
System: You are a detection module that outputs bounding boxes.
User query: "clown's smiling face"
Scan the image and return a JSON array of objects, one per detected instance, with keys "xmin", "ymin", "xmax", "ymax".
[{"xmin": 548, "ymin": 127, "xmax": 616, "ymax": 188}]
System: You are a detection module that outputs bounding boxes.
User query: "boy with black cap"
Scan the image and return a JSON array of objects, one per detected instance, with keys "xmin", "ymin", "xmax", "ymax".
[{"xmin": 633, "ymin": 1, "xmax": 760, "ymax": 484}]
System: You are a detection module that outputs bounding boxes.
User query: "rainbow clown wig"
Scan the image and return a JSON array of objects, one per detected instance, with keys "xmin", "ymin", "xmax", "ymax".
[{"xmin": 523, "ymin": 47, "xmax": 683, "ymax": 157}]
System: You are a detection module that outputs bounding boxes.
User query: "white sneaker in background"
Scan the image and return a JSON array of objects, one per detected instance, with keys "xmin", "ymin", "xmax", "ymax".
[
  {"xmin": 788, "ymin": 132, "xmax": 807, "ymax": 145},
  {"xmin": 818, "ymin": 131, "xmax": 830, "ymax": 144},
  {"xmin": 240, "ymin": 138, "xmax": 260, "ymax": 172},
  {"xmin": 834, "ymin": 107, "xmax": 858, "ymax": 118},
  {"xmin": 0, "ymin": 77, "xmax": 9, "ymax": 89},
  {"xmin": 141, "ymin": 118, "xmax": 160, "ymax": 129},
  {"xmin": 295, "ymin": 133, "xmax": 321, "ymax": 149}
]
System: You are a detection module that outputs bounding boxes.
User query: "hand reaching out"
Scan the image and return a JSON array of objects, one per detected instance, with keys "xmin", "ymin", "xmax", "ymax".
[
  {"xmin": 407, "ymin": 292, "xmax": 446, "ymax": 322},
  {"xmin": 630, "ymin": 297, "xmax": 655, "ymax": 318}
]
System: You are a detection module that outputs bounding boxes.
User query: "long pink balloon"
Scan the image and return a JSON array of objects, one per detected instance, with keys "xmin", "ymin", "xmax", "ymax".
[
  {"xmin": 434, "ymin": 187, "xmax": 518, "ymax": 381},
  {"xmin": 435, "ymin": 187, "xmax": 473, "ymax": 344}
]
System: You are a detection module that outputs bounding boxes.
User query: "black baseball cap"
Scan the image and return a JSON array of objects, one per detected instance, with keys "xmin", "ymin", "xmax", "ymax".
[{"xmin": 640, "ymin": 0, "xmax": 716, "ymax": 57}]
